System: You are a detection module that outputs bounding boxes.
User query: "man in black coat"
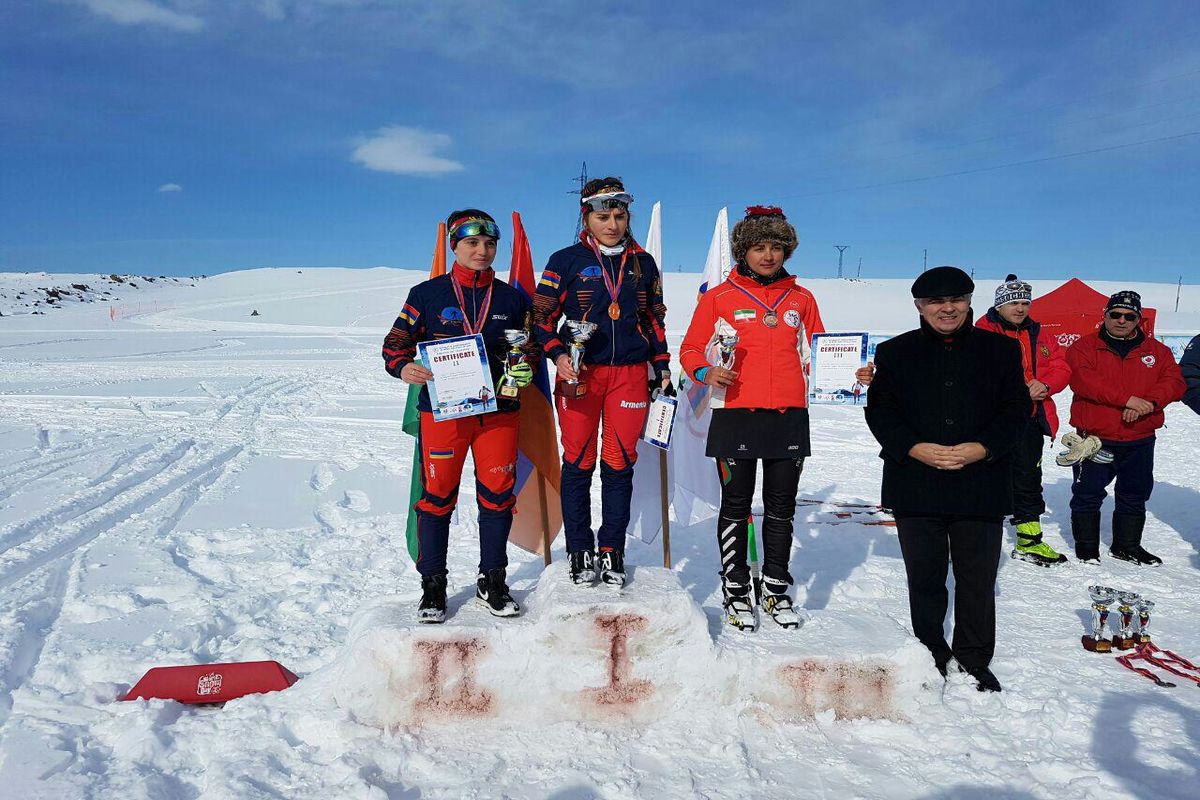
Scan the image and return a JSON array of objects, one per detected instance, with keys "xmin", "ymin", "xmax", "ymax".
[
  {"xmin": 1182, "ymin": 334, "xmax": 1200, "ymax": 415},
  {"xmin": 865, "ymin": 266, "xmax": 1030, "ymax": 692}
]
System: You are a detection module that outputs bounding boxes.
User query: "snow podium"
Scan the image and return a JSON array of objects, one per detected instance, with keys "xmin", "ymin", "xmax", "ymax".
[{"xmin": 1082, "ymin": 585, "xmax": 1200, "ymax": 688}]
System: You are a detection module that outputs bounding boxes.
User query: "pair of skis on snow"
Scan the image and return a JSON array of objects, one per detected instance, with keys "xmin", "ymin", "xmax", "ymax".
[
  {"xmin": 1081, "ymin": 585, "xmax": 1200, "ymax": 688},
  {"xmin": 797, "ymin": 498, "xmax": 897, "ymax": 527}
]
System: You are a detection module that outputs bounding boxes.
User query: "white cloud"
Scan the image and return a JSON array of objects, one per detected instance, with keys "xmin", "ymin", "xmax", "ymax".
[
  {"xmin": 350, "ymin": 126, "xmax": 464, "ymax": 176},
  {"xmin": 157, "ymin": 183, "xmax": 183, "ymax": 192},
  {"xmin": 79, "ymin": 0, "xmax": 205, "ymax": 32}
]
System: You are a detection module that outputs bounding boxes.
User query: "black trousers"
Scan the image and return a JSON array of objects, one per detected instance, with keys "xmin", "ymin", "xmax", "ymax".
[
  {"xmin": 1011, "ymin": 421, "xmax": 1047, "ymax": 525},
  {"xmin": 895, "ymin": 514, "xmax": 1003, "ymax": 670},
  {"xmin": 1070, "ymin": 438, "xmax": 1155, "ymax": 516},
  {"xmin": 715, "ymin": 457, "xmax": 803, "ymax": 584}
]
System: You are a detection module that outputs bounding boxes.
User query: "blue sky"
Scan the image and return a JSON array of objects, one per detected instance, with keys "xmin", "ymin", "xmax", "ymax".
[{"xmin": 2, "ymin": 1, "xmax": 1199, "ymax": 282}]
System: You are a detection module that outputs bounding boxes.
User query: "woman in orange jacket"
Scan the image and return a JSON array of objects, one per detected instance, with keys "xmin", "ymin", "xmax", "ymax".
[{"xmin": 679, "ymin": 206, "xmax": 823, "ymax": 631}]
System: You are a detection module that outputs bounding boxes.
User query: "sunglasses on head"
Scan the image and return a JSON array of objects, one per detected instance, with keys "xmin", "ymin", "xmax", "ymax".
[{"xmin": 1107, "ymin": 310, "xmax": 1138, "ymax": 322}]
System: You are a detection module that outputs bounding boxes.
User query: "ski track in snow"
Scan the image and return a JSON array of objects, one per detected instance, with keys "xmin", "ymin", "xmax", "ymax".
[{"xmin": 0, "ymin": 268, "xmax": 1197, "ymax": 799}]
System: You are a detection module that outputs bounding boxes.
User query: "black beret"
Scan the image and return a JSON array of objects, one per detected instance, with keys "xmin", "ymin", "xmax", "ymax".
[{"xmin": 911, "ymin": 266, "xmax": 975, "ymax": 299}]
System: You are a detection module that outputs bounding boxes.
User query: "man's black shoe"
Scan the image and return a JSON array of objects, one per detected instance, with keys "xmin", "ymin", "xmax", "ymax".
[{"xmin": 966, "ymin": 666, "xmax": 1002, "ymax": 693}]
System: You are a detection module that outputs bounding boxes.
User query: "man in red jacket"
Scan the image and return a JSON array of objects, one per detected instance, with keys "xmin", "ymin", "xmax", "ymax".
[
  {"xmin": 1066, "ymin": 290, "xmax": 1186, "ymax": 565},
  {"xmin": 976, "ymin": 275, "xmax": 1071, "ymax": 566}
]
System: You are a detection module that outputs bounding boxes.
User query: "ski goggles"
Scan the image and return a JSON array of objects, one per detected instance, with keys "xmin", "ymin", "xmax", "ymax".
[
  {"xmin": 448, "ymin": 217, "xmax": 501, "ymax": 242},
  {"xmin": 581, "ymin": 190, "xmax": 633, "ymax": 213}
]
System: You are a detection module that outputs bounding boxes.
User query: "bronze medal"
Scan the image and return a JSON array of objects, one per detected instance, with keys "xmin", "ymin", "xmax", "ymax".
[
  {"xmin": 608, "ymin": 302, "xmax": 621, "ymax": 320},
  {"xmin": 763, "ymin": 312, "xmax": 778, "ymax": 328}
]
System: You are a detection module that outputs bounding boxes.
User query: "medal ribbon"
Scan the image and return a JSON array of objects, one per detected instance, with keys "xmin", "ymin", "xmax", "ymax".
[
  {"xmin": 585, "ymin": 235, "xmax": 629, "ymax": 318},
  {"xmin": 728, "ymin": 280, "xmax": 791, "ymax": 321},
  {"xmin": 451, "ymin": 273, "xmax": 495, "ymax": 335}
]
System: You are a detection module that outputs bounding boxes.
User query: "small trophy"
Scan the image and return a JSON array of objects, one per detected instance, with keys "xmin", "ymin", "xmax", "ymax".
[
  {"xmin": 1114, "ymin": 591, "xmax": 1140, "ymax": 650},
  {"xmin": 1135, "ymin": 597, "xmax": 1154, "ymax": 645},
  {"xmin": 498, "ymin": 329, "xmax": 530, "ymax": 399},
  {"xmin": 716, "ymin": 333, "xmax": 739, "ymax": 372},
  {"xmin": 555, "ymin": 320, "xmax": 597, "ymax": 398},
  {"xmin": 1082, "ymin": 585, "xmax": 1117, "ymax": 652}
]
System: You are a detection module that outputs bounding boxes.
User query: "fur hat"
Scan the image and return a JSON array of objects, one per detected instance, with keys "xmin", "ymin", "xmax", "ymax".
[
  {"xmin": 911, "ymin": 266, "xmax": 974, "ymax": 299},
  {"xmin": 1105, "ymin": 290, "xmax": 1142, "ymax": 316},
  {"xmin": 731, "ymin": 206, "xmax": 798, "ymax": 263},
  {"xmin": 994, "ymin": 274, "xmax": 1032, "ymax": 307}
]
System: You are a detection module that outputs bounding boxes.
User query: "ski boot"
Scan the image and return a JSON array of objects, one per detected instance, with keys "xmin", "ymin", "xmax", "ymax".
[
  {"xmin": 759, "ymin": 575, "xmax": 802, "ymax": 630},
  {"xmin": 475, "ymin": 568, "xmax": 520, "ymax": 617},
  {"xmin": 417, "ymin": 574, "xmax": 447, "ymax": 624},
  {"xmin": 568, "ymin": 550, "xmax": 596, "ymax": 585},
  {"xmin": 598, "ymin": 547, "xmax": 626, "ymax": 587},
  {"xmin": 1110, "ymin": 512, "xmax": 1162, "ymax": 566},
  {"xmin": 721, "ymin": 574, "xmax": 756, "ymax": 632},
  {"xmin": 1072, "ymin": 512, "xmax": 1102, "ymax": 564},
  {"xmin": 1010, "ymin": 521, "xmax": 1067, "ymax": 566}
]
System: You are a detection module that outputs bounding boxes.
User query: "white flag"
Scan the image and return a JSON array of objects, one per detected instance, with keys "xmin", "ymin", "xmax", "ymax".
[
  {"xmin": 629, "ymin": 201, "xmax": 671, "ymax": 543},
  {"xmin": 669, "ymin": 207, "xmax": 730, "ymax": 527}
]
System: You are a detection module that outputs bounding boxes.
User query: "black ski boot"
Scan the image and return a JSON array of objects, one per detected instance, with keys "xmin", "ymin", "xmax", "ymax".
[
  {"xmin": 1071, "ymin": 512, "xmax": 1102, "ymax": 563},
  {"xmin": 417, "ymin": 574, "xmax": 447, "ymax": 624},
  {"xmin": 598, "ymin": 547, "xmax": 626, "ymax": 587},
  {"xmin": 1110, "ymin": 512, "xmax": 1162, "ymax": 566},
  {"xmin": 475, "ymin": 568, "xmax": 520, "ymax": 617},
  {"xmin": 569, "ymin": 550, "xmax": 596, "ymax": 585}
]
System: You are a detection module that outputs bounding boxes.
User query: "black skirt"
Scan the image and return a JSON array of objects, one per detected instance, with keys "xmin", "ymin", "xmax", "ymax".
[{"xmin": 706, "ymin": 407, "xmax": 811, "ymax": 459}]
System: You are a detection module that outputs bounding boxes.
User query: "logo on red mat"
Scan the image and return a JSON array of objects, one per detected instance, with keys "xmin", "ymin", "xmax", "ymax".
[
  {"xmin": 197, "ymin": 672, "xmax": 224, "ymax": 696},
  {"xmin": 1142, "ymin": 354, "xmax": 1157, "ymax": 367}
]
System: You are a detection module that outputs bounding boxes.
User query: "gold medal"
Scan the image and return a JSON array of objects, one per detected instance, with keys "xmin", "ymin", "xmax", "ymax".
[
  {"xmin": 608, "ymin": 302, "xmax": 621, "ymax": 320},
  {"xmin": 763, "ymin": 312, "xmax": 778, "ymax": 328}
]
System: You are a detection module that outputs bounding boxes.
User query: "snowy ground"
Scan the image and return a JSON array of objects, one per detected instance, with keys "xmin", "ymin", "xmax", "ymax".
[{"xmin": 0, "ymin": 268, "xmax": 1198, "ymax": 799}]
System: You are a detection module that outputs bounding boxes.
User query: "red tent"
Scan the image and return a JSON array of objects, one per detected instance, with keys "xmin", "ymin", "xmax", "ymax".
[{"xmin": 1032, "ymin": 278, "xmax": 1156, "ymax": 347}]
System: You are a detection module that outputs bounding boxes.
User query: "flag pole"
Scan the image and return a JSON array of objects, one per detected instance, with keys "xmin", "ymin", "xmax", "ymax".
[
  {"xmin": 659, "ymin": 448, "xmax": 671, "ymax": 568},
  {"xmin": 537, "ymin": 471, "xmax": 552, "ymax": 566}
]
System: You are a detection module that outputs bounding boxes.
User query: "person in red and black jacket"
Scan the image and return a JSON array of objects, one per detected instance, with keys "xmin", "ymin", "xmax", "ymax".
[
  {"xmin": 1066, "ymin": 290, "xmax": 1185, "ymax": 566},
  {"xmin": 679, "ymin": 206, "xmax": 823, "ymax": 632},
  {"xmin": 975, "ymin": 275, "xmax": 1072, "ymax": 566},
  {"xmin": 382, "ymin": 209, "xmax": 538, "ymax": 623},
  {"xmin": 531, "ymin": 177, "xmax": 671, "ymax": 587}
]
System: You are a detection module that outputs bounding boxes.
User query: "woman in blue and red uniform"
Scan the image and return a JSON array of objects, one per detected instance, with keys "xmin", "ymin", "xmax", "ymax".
[
  {"xmin": 382, "ymin": 210, "xmax": 537, "ymax": 623},
  {"xmin": 532, "ymin": 178, "xmax": 672, "ymax": 586}
]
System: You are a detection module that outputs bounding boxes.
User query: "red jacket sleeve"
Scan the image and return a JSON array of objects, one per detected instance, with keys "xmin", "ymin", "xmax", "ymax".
[
  {"xmin": 1039, "ymin": 333, "xmax": 1071, "ymax": 395},
  {"xmin": 1146, "ymin": 344, "xmax": 1186, "ymax": 409},
  {"xmin": 679, "ymin": 288, "xmax": 719, "ymax": 382}
]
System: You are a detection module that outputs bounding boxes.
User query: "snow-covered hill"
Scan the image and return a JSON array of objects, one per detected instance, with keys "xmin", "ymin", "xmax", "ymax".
[{"xmin": 0, "ymin": 267, "xmax": 1197, "ymax": 799}]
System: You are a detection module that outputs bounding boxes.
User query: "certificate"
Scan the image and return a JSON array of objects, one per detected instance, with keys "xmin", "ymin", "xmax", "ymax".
[
  {"xmin": 641, "ymin": 394, "xmax": 677, "ymax": 451},
  {"xmin": 809, "ymin": 332, "xmax": 869, "ymax": 406},
  {"xmin": 417, "ymin": 334, "xmax": 498, "ymax": 421}
]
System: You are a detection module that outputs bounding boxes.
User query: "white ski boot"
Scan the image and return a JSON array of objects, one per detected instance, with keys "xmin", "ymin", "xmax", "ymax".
[
  {"xmin": 759, "ymin": 576, "xmax": 802, "ymax": 630},
  {"xmin": 721, "ymin": 575, "xmax": 757, "ymax": 632}
]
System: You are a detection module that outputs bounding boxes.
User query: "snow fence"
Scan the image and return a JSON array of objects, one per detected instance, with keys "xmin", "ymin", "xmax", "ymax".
[{"xmin": 320, "ymin": 568, "xmax": 933, "ymax": 728}]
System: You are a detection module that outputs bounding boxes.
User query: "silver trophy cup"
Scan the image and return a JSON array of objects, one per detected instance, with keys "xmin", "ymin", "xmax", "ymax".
[
  {"xmin": 716, "ymin": 333, "xmax": 739, "ymax": 372},
  {"xmin": 1114, "ymin": 590, "xmax": 1141, "ymax": 650},
  {"xmin": 1135, "ymin": 597, "xmax": 1155, "ymax": 645},
  {"xmin": 499, "ymin": 329, "xmax": 530, "ymax": 399},
  {"xmin": 556, "ymin": 320, "xmax": 597, "ymax": 398},
  {"xmin": 1083, "ymin": 585, "xmax": 1117, "ymax": 652}
]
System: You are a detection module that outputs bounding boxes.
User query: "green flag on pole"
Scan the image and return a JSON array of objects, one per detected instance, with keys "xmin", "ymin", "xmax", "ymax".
[{"xmin": 402, "ymin": 221, "xmax": 447, "ymax": 560}]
